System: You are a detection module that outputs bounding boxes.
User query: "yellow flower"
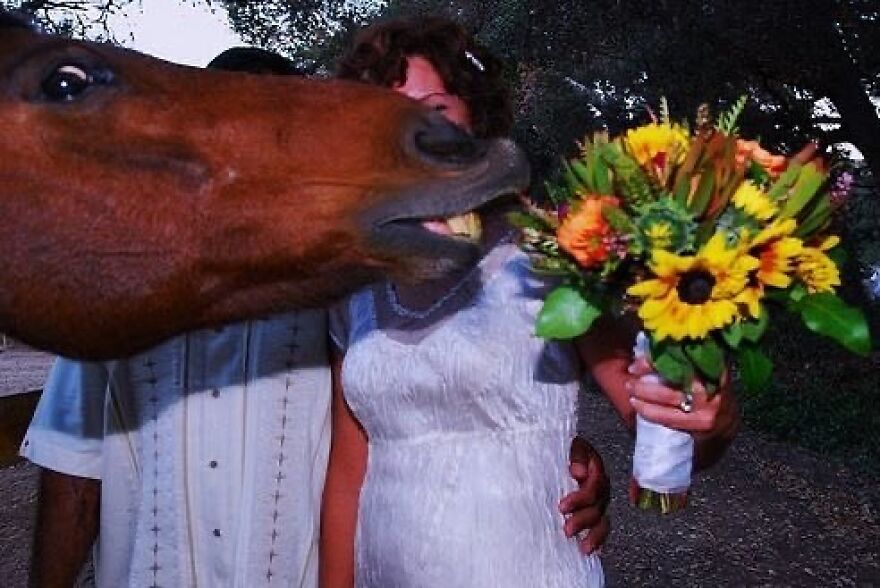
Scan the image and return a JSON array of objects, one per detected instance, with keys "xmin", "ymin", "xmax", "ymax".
[
  {"xmin": 796, "ymin": 236, "xmax": 841, "ymax": 293},
  {"xmin": 627, "ymin": 233, "xmax": 759, "ymax": 340},
  {"xmin": 733, "ymin": 219, "xmax": 804, "ymax": 318},
  {"xmin": 624, "ymin": 123, "xmax": 690, "ymax": 169},
  {"xmin": 749, "ymin": 219, "xmax": 803, "ymax": 289},
  {"xmin": 734, "ymin": 285, "xmax": 764, "ymax": 320},
  {"xmin": 732, "ymin": 181, "xmax": 777, "ymax": 221}
]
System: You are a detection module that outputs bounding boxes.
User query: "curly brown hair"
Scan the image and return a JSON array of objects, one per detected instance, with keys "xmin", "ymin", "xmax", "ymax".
[{"xmin": 336, "ymin": 16, "xmax": 513, "ymax": 139}]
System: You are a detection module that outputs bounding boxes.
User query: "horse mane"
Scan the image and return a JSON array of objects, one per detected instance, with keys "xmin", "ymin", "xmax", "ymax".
[{"xmin": 0, "ymin": 10, "xmax": 38, "ymax": 31}]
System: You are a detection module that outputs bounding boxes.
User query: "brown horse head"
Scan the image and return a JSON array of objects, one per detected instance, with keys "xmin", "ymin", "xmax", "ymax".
[{"xmin": 0, "ymin": 13, "xmax": 528, "ymax": 359}]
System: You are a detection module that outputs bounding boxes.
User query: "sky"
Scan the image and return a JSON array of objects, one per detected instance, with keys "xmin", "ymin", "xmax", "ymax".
[{"xmin": 101, "ymin": 0, "xmax": 243, "ymax": 67}]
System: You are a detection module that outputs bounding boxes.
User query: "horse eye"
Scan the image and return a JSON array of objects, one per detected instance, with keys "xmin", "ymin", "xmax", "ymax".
[{"xmin": 41, "ymin": 64, "xmax": 92, "ymax": 102}]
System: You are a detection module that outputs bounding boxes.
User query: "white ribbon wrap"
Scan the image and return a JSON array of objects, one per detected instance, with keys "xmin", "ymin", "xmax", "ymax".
[{"xmin": 631, "ymin": 332, "xmax": 694, "ymax": 494}]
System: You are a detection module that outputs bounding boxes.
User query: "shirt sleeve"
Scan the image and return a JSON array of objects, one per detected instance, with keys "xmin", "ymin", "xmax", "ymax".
[{"xmin": 20, "ymin": 357, "xmax": 109, "ymax": 480}]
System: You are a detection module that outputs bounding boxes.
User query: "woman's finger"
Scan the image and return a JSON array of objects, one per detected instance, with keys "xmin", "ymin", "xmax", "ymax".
[
  {"xmin": 627, "ymin": 357, "xmax": 652, "ymax": 376},
  {"xmin": 630, "ymin": 396, "xmax": 715, "ymax": 432},
  {"xmin": 628, "ymin": 379, "xmax": 684, "ymax": 408}
]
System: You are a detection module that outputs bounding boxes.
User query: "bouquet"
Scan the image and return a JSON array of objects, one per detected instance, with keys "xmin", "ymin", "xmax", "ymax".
[{"xmin": 511, "ymin": 97, "xmax": 871, "ymax": 512}]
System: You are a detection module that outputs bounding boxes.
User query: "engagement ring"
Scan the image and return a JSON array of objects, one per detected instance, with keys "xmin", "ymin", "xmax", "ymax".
[{"xmin": 678, "ymin": 391, "xmax": 694, "ymax": 413}]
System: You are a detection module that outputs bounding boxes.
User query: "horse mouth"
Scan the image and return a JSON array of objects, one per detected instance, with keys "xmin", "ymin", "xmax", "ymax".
[
  {"xmin": 367, "ymin": 138, "xmax": 529, "ymax": 279},
  {"xmin": 371, "ymin": 192, "xmax": 520, "ymax": 281}
]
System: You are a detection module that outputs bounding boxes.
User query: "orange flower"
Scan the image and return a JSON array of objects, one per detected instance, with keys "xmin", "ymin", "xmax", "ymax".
[
  {"xmin": 557, "ymin": 195, "xmax": 620, "ymax": 267},
  {"xmin": 735, "ymin": 139, "xmax": 787, "ymax": 179}
]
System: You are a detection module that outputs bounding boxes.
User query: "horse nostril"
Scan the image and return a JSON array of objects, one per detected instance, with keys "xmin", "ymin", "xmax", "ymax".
[{"xmin": 414, "ymin": 121, "xmax": 485, "ymax": 165}]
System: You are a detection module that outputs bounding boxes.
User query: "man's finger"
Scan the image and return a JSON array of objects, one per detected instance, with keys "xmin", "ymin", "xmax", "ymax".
[
  {"xmin": 580, "ymin": 515, "xmax": 610, "ymax": 555},
  {"xmin": 563, "ymin": 507, "xmax": 603, "ymax": 538},
  {"xmin": 569, "ymin": 435, "xmax": 595, "ymax": 467},
  {"xmin": 560, "ymin": 486, "xmax": 598, "ymax": 515}
]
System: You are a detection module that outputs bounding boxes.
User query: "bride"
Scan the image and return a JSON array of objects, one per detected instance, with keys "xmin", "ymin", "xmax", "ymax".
[{"xmin": 320, "ymin": 16, "xmax": 739, "ymax": 587}]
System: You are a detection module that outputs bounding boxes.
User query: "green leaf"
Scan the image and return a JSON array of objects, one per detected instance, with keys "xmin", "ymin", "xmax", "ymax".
[
  {"xmin": 827, "ymin": 246, "xmax": 847, "ymax": 267},
  {"xmin": 694, "ymin": 220, "xmax": 716, "ymax": 247},
  {"xmin": 736, "ymin": 344, "xmax": 774, "ymax": 393},
  {"xmin": 741, "ymin": 309, "xmax": 769, "ymax": 343},
  {"xmin": 650, "ymin": 339, "xmax": 694, "ymax": 387},
  {"xmin": 535, "ymin": 286, "xmax": 602, "ymax": 340},
  {"xmin": 762, "ymin": 288, "xmax": 792, "ymax": 304},
  {"xmin": 796, "ymin": 293, "xmax": 872, "ymax": 356},
  {"xmin": 779, "ymin": 163, "xmax": 826, "ymax": 220},
  {"xmin": 716, "ymin": 94, "xmax": 748, "ymax": 134},
  {"xmin": 570, "ymin": 159, "xmax": 595, "ymax": 193},
  {"xmin": 602, "ymin": 205, "xmax": 635, "ymax": 234},
  {"xmin": 506, "ymin": 211, "xmax": 549, "ymax": 231},
  {"xmin": 593, "ymin": 156, "xmax": 612, "ymax": 194},
  {"xmin": 563, "ymin": 160, "xmax": 586, "ymax": 194},
  {"xmin": 789, "ymin": 283, "xmax": 808, "ymax": 303},
  {"xmin": 684, "ymin": 337, "xmax": 725, "ymax": 382},
  {"xmin": 767, "ymin": 162, "xmax": 803, "ymax": 202},
  {"xmin": 746, "ymin": 161, "xmax": 771, "ymax": 186},
  {"xmin": 673, "ymin": 175, "xmax": 692, "ymax": 206},
  {"xmin": 722, "ymin": 321, "xmax": 744, "ymax": 348},
  {"xmin": 600, "ymin": 144, "xmax": 657, "ymax": 207},
  {"xmin": 792, "ymin": 192, "xmax": 831, "ymax": 239},
  {"xmin": 544, "ymin": 180, "xmax": 568, "ymax": 205},
  {"xmin": 688, "ymin": 169, "xmax": 715, "ymax": 217}
]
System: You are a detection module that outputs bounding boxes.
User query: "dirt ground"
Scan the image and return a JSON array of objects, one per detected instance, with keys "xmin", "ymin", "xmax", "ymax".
[
  {"xmin": 1, "ymin": 349, "xmax": 878, "ymax": 587},
  {"xmin": 0, "ymin": 347, "xmax": 53, "ymax": 398}
]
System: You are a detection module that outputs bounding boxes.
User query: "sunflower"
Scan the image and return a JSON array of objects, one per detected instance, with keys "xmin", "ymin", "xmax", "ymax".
[
  {"xmin": 796, "ymin": 236, "xmax": 841, "ymax": 293},
  {"xmin": 732, "ymin": 181, "xmax": 777, "ymax": 221},
  {"xmin": 731, "ymin": 219, "xmax": 804, "ymax": 318},
  {"xmin": 627, "ymin": 232, "xmax": 759, "ymax": 340},
  {"xmin": 748, "ymin": 219, "xmax": 803, "ymax": 288},
  {"xmin": 624, "ymin": 123, "xmax": 691, "ymax": 170}
]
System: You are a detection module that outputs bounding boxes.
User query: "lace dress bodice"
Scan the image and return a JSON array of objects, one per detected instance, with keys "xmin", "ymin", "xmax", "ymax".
[{"xmin": 331, "ymin": 242, "xmax": 603, "ymax": 587}]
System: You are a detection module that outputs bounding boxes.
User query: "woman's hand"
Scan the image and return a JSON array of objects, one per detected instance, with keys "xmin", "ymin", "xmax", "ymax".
[
  {"xmin": 559, "ymin": 436, "xmax": 610, "ymax": 554},
  {"xmin": 626, "ymin": 358, "xmax": 740, "ymax": 469}
]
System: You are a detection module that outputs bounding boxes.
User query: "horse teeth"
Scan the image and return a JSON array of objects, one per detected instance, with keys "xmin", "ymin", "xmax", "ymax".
[{"xmin": 445, "ymin": 212, "xmax": 482, "ymax": 241}]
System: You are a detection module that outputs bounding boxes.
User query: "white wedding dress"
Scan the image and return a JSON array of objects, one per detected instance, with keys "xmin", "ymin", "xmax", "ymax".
[{"xmin": 331, "ymin": 240, "xmax": 604, "ymax": 587}]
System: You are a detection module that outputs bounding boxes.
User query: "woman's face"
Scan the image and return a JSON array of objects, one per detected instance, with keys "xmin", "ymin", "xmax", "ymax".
[{"xmin": 393, "ymin": 55, "xmax": 472, "ymax": 131}]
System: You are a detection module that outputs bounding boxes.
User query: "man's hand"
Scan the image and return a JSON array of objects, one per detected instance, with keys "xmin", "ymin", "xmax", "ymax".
[
  {"xmin": 626, "ymin": 358, "xmax": 740, "ymax": 469},
  {"xmin": 559, "ymin": 436, "xmax": 610, "ymax": 554}
]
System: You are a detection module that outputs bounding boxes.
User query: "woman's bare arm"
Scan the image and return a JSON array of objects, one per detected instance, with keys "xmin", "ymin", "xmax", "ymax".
[{"xmin": 319, "ymin": 349, "xmax": 368, "ymax": 588}]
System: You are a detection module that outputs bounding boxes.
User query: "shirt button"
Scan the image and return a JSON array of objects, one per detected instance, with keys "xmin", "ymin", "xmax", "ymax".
[
  {"xmin": 211, "ymin": 389, "xmax": 220, "ymax": 398},
  {"xmin": 213, "ymin": 528, "xmax": 222, "ymax": 537},
  {"xmin": 209, "ymin": 460, "xmax": 218, "ymax": 469}
]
